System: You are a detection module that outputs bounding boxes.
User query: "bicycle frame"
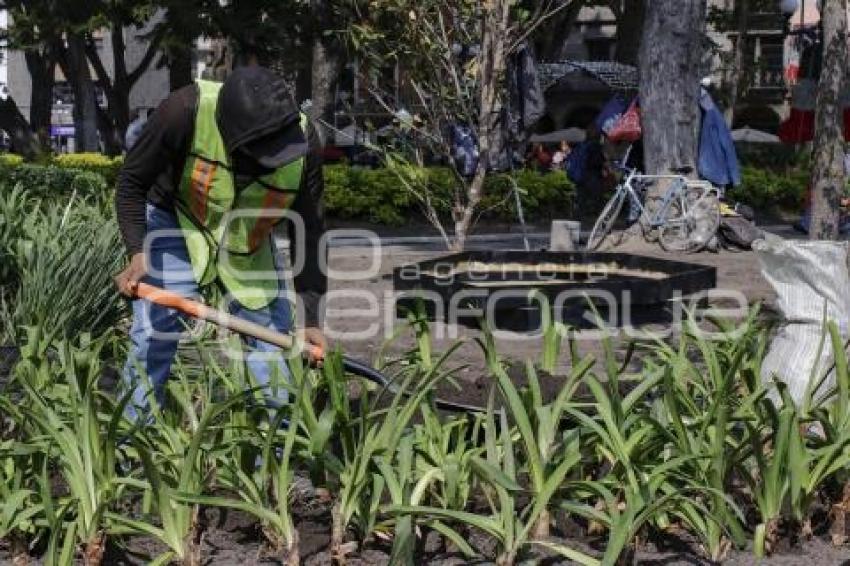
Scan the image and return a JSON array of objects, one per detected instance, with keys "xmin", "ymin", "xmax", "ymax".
[
  {"xmin": 587, "ymin": 145, "xmax": 722, "ymax": 251},
  {"xmin": 614, "ymin": 169, "xmax": 691, "ymax": 229}
]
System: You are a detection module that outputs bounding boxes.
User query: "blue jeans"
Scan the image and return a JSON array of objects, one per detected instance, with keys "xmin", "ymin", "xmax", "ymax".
[{"xmin": 122, "ymin": 204, "xmax": 292, "ymax": 420}]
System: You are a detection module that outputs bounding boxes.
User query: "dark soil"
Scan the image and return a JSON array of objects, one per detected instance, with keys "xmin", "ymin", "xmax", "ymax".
[{"xmin": 5, "ymin": 494, "xmax": 850, "ymax": 565}]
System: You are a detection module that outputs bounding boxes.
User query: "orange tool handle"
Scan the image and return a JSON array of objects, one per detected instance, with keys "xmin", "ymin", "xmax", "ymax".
[{"xmin": 132, "ymin": 282, "xmax": 324, "ymax": 361}]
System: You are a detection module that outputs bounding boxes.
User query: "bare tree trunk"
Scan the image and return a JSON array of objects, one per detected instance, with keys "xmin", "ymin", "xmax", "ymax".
[
  {"xmin": 24, "ymin": 49, "xmax": 56, "ymax": 148},
  {"xmin": 309, "ymin": 0, "xmax": 343, "ymax": 144},
  {"xmin": 165, "ymin": 7, "xmax": 197, "ymax": 91},
  {"xmin": 108, "ymin": 25, "xmax": 132, "ymax": 143},
  {"xmin": 809, "ymin": 0, "xmax": 848, "ymax": 240},
  {"xmin": 453, "ymin": 0, "xmax": 511, "ymax": 251},
  {"xmin": 169, "ymin": 46, "xmax": 194, "ymax": 91},
  {"xmin": 614, "ymin": 0, "xmax": 646, "ymax": 66},
  {"xmin": 535, "ymin": 1, "xmax": 585, "ymax": 61},
  {"xmin": 725, "ymin": 0, "xmax": 750, "ymax": 126},
  {"xmin": 0, "ymin": 95, "xmax": 44, "ymax": 160},
  {"xmin": 639, "ymin": 0, "xmax": 707, "ymax": 195},
  {"xmin": 64, "ymin": 33, "xmax": 101, "ymax": 152},
  {"xmin": 88, "ymin": 22, "xmax": 164, "ymax": 154}
]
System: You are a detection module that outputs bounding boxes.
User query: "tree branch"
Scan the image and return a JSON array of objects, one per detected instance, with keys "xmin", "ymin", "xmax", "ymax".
[
  {"xmin": 128, "ymin": 24, "xmax": 167, "ymax": 86},
  {"xmin": 85, "ymin": 36, "xmax": 114, "ymax": 97},
  {"xmin": 509, "ymin": 0, "xmax": 577, "ymax": 53}
]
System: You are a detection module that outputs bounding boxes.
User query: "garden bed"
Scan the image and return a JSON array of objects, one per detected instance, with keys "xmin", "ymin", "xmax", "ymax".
[{"xmin": 5, "ymin": 162, "xmax": 850, "ymax": 566}]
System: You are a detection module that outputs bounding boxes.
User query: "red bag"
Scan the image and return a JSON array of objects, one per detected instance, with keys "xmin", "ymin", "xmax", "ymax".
[{"xmin": 607, "ymin": 99, "xmax": 642, "ymax": 142}]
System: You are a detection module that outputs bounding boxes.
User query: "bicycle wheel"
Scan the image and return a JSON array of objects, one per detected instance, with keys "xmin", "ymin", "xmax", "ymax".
[
  {"xmin": 686, "ymin": 191, "xmax": 720, "ymax": 250},
  {"xmin": 640, "ymin": 195, "xmax": 662, "ymax": 242},
  {"xmin": 658, "ymin": 193, "xmax": 696, "ymax": 252},
  {"xmin": 586, "ymin": 189, "xmax": 627, "ymax": 250},
  {"xmin": 658, "ymin": 189, "xmax": 720, "ymax": 253}
]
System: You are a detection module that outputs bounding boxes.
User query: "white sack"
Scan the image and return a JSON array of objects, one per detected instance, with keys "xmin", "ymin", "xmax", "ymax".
[{"xmin": 754, "ymin": 237, "xmax": 850, "ymax": 404}]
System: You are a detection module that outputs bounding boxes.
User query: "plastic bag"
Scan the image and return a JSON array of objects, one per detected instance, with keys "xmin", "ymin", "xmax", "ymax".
[
  {"xmin": 607, "ymin": 99, "xmax": 642, "ymax": 143},
  {"xmin": 755, "ymin": 237, "xmax": 850, "ymax": 404}
]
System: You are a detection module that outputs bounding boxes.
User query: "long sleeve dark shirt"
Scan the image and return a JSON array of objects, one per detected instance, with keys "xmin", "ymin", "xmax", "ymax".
[{"xmin": 116, "ymin": 84, "xmax": 326, "ymax": 326}]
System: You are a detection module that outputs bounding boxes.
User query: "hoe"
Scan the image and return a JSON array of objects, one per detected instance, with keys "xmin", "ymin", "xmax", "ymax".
[{"xmin": 132, "ymin": 282, "xmax": 481, "ymax": 413}]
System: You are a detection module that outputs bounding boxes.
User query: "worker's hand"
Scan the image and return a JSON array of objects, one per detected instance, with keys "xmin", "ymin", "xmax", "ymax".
[
  {"xmin": 299, "ymin": 326, "xmax": 328, "ymax": 367},
  {"xmin": 114, "ymin": 253, "xmax": 147, "ymax": 298}
]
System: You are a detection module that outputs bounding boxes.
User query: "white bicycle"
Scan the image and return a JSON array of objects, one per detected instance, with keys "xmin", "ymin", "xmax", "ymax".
[{"xmin": 586, "ymin": 163, "xmax": 721, "ymax": 252}]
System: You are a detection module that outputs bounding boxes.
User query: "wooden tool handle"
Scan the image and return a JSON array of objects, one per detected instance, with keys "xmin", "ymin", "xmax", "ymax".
[{"xmin": 132, "ymin": 282, "xmax": 323, "ymax": 360}]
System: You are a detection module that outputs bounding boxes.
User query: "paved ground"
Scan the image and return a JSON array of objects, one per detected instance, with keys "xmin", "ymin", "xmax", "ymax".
[{"xmin": 321, "ymin": 231, "xmax": 780, "ymax": 403}]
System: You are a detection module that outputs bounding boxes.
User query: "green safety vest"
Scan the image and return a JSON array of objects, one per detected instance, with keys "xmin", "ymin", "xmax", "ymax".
[{"xmin": 175, "ymin": 80, "xmax": 305, "ymax": 310}]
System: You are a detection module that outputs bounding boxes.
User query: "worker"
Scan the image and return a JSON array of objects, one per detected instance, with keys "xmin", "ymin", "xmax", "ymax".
[{"xmin": 114, "ymin": 65, "xmax": 327, "ymax": 419}]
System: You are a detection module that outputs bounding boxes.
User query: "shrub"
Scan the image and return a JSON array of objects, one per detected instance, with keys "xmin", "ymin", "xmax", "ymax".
[
  {"xmin": 0, "ymin": 154, "xmax": 24, "ymax": 168},
  {"xmin": 727, "ymin": 166, "xmax": 809, "ymax": 211},
  {"xmin": 51, "ymin": 153, "xmax": 123, "ymax": 186},
  {"xmin": 0, "ymin": 164, "xmax": 109, "ymax": 200},
  {"xmin": 324, "ymin": 164, "xmax": 574, "ymax": 226}
]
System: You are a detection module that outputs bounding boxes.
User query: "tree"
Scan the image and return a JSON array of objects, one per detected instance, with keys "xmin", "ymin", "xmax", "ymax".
[
  {"xmin": 308, "ymin": 0, "xmax": 345, "ymax": 142},
  {"xmin": 725, "ymin": 0, "xmax": 750, "ymax": 126},
  {"xmin": 82, "ymin": 0, "xmax": 167, "ymax": 154},
  {"xmin": 611, "ymin": 0, "xmax": 646, "ymax": 65},
  {"xmin": 348, "ymin": 0, "xmax": 573, "ymax": 251},
  {"xmin": 639, "ymin": 0, "xmax": 707, "ymax": 189},
  {"xmin": 4, "ymin": 1, "xmax": 105, "ymax": 153},
  {"xmin": 809, "ymin": 0, "xmax": 848, "ymax": 240},
  {"xmin": 0, "ymin": 94, "xmax": 43, "ymax": 159},
  {"xmin": 1, "ymin": 0, "xmax": 63, "ymax": 152},
  {"xmin": 61, "ymin": 32, "xmax": 101, "ymax": 152},
  {"xmin": 533, "ymin": 0, "xmax": 587, "ymax": 61},
  {"xmin": 155, "ymin": 0, "xmax": 208, "ymax": 90}
]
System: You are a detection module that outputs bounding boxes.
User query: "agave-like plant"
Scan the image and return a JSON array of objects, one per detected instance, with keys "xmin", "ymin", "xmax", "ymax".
[
  {"xmin": 788, "ymin": 321, "xmax": 850, "ymax": 541},
  {"xmin": 390, "ymin": 389, "xmax": 598, "ymax": 566},
  {"xmin": 0, "ymin": 185, "xmax": 38, "ymax": 292},
  {"xmin": 4, "ymin": 335, "xmax": 134, "ymax": 566},
  {"xmin": 411, "ymin": 410, "xmax": 483, "ymax": 513},
  {"xmin": 0, "ymin": 438, "xmax": 44, "ymax": 565},
  {"xmin": 0, "ymin": 197, "xmax": 123, "ymax": 344},
  {"xmin": 741, "ymin": 383, "xmax": 798, "ymax": 557},
  {"xmin": 327, "ymin": 345, "xmax": 459, "ymax": 564},
  {"xmin": 641, "ymin": 311, "xmax": 764, "ymax": 560},
  {"xmin": 374, "ymin": 433, "xmax": 440, "ymax": 565},
  {"xmin": 529, "ymin": 290, "xmax": 570, "ymax": 374},
  {"xmin": 477, "ymin": 327, "xmax": 592, "ymax": 540},
  {"xmin": 108, "ymin": 358, "xmax": 240, "ymax": 566},
  {"xmin": 175, "ymin": 352, "xmax": 309, "ymax": 566},
  {"xmin": 557, "ymin": 323, "xmax": 743, "ymax": 566}
]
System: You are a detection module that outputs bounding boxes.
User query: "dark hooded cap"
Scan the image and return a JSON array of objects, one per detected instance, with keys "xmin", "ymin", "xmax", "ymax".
[{"xmin": 216, "ymin": 66, "xmax": 307, "ymax": 169}]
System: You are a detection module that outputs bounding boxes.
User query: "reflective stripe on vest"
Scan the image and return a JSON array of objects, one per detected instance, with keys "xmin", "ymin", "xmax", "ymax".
[{"xmin": 175, "ymin": 79, "xmax": 306, "ymax": 309}]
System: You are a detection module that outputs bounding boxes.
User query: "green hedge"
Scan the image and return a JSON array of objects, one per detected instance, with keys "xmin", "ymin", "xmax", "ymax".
[
  {"xmin": 51, "ymin": 153, "xmax": 123, "ymax": 186},
  {"xmin": 0, "ymin": 152, "xmax": 822, "ymax": 222},
  {"xmin": 324, "ymin": 165, "xmax": 575, "ymax": 225},
  {"xmin": 0, "ymin": 163, "xmax": 108, "ymax": 199},
  {"xmin": 726, "ymin": 166, "xmax": 810, "ymax": 211}
]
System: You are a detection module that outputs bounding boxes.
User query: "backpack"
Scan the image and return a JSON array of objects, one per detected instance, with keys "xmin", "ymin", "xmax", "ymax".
[
  {"xmin": 718, "ymin": 216, "xmax": 763, "ymax": 250},
  {"xmin": 565, "ymin": 142, "xmax": 589, "ymax": 184},
  {"xmin": 451, "ymin": 124, "xmax": 479, "ymax": 177}
]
